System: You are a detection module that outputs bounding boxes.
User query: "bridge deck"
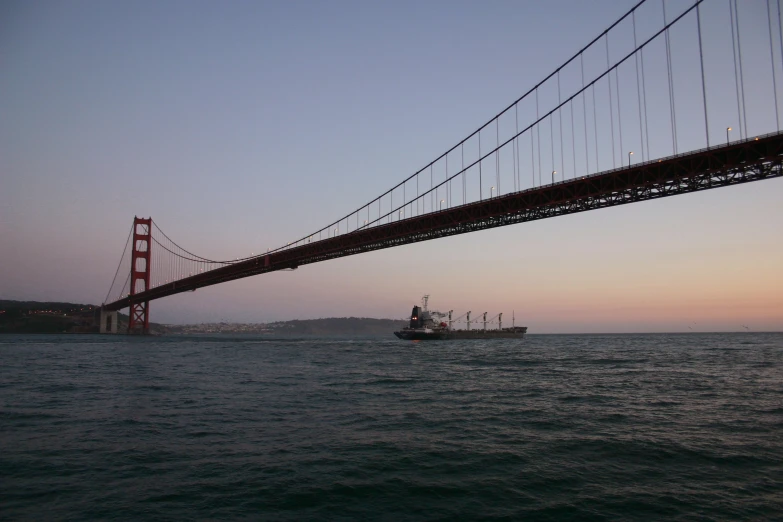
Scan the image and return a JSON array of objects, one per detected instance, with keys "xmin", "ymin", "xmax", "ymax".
[{"xmin": 105, "ymin": 132, "xmax": 783, "ymax": 311}]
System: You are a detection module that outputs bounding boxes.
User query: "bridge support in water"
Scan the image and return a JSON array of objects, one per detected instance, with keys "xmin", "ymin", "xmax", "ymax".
[
  {"xmin": 128, "ymin": 217, "xmax": 152, "ymax": 334},
  {"xmin": 99, "ymin": 309, "xmax": 118, "ymax": 334}
]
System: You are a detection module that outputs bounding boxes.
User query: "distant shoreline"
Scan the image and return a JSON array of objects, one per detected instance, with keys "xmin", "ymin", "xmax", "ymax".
[
  {"xmin": 2, "ymin": 300, "xmax": 777, "ymax": 335},
  {"xmin": 0, "ymin": 299, "xmax": 405, "ymax": 335}
]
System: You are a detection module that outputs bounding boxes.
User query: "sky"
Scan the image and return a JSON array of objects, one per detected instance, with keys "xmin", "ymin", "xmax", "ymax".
[{"xmin": 1, "ymin": 0, "xmax": 781, "ymax": 332}]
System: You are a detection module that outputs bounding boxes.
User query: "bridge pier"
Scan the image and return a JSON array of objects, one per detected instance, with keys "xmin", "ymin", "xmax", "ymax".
[{"xmin": 99, "ymin": 309, "xmax": 118, "ymax": 334}]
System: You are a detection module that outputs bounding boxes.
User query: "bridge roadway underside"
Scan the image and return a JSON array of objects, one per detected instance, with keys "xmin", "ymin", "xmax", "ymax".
[{"xmin": 105, "ymin": 132, "xmax": 783, "ymax": 311}]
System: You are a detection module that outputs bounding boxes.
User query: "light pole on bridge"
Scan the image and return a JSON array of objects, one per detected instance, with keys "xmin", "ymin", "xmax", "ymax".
[
  {"xmin": 727, "ymin": 127, "xmax": 732, "ymax": 145},
  {"xmin": 551, "ymin": 171, "xmax": 556, "ymax": 185},
  {"xmin": 628, "ymin": 151, "xmax": 634, "ymax": 168}
]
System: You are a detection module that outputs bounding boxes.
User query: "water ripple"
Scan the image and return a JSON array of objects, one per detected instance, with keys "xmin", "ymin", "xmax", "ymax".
[{"xmin": 1, "ymin": 333, "xmax": 781, "ymax": 520}]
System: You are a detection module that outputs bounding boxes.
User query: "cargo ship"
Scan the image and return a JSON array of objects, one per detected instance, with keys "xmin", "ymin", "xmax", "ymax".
[{"xmin": 393, "ymin": 296, "xmax": 527, "ymax": 340}]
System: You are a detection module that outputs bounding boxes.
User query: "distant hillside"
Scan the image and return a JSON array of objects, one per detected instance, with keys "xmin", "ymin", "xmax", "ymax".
[
  {"xmin": 0, "ymin": 300, "xmax": 100, "ymax": 333},
  {"xmin": 0, "ymin": 300, "xmax": 405, "ymax": 335},
  {"xmin": 267, "ymin": 317, "xmax": 407, "ymax": 336},
  {"xmin": 0, "ymin": 300, "xmax": 97, "ymax": 314},
  {"xmin": 166, "ymin": 317, "xmax": 407, "ymax": 336},
  {"xmin": 0, "ymin": 300, "xmax": 167, "ymax": 334}
]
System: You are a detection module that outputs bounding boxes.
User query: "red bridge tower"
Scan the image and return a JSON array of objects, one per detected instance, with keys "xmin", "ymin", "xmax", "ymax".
[{"xmin": 129, "ymin": 217, "xmax": 152, "ymax": 334}]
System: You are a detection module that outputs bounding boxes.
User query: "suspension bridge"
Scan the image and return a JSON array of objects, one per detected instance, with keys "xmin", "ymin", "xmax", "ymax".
[{"xmin": 101, "ymin": 0, "xmax": 783, "ymax": 333}]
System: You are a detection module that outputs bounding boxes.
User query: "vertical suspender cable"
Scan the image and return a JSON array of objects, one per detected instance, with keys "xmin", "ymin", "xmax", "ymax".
[
  {"xmin": 734, "ymin": 0, "xmax": 748, "ymax": 138},
  {"xmin": 582, "ymin": 53, "xmax": 589, "ymax": 174},
  {"xmin": 592, "ymin": 83, "xmax": 600, "ymax": 172},
  {"xmin": 162, "ymin": 240, "xmax": 165, "ymax": 284},
  {"xmin": 161, "ymin": 234, "xmax": 165, "ymax": 283},
  {"xmin": 606, "ymin": 34, "xmax": 617, "ymax": 168},
  {"xmin": 446, "ymin": 155, "xmax": 449, "ymax": 207},
  {"xmin": 558, "ymin": 71, "xmax": 564, "ymax": 178},
  {"xmin": 462, "ymin": 143, "xmax": 465, "ymax": 204},
  {"xmin": 663, "ymin": 0, "xmax": 678, "ymax": 153},
  {"xmin": 496, "ymin": 118, "xmax": 500, "ymax": 194},
  {"xmin": 531, "ymin": 114, "xmax": 536, "ymax": 187},
  {"xmin": 512, "ymin": 118, "xmax": 517, "ymax": 193},
  {"xmin": 729, "ymin": 0, "xmax": 743, "ymax": 139},
  {"xmin": 615, "ymin": 53, "xmax": 623, "ymax": 163},
  {"xmin": 478, "ymin": 132, "xmax": 482, "ymax": 200},
  {"xmin": 634, "ymin": 11, "xmax": 645, "ymax": 161},
  {"xmin": 550, "ymin": 114, "xmax": 555, "ymax": 182},
  {"xmin": 641, "ymin": 53, "xmax": 650, "ymax": 158},
  {"xmin": 430, "ymin": 164, "xmax": 434, "ymax": 211},
  {"xmin": 571, "ymin": 98, "xmax": 576, "ymax": 178},
  {"xmin": 536, "ymin": 89, "xmax": 542, "ymax": 186},
  {"xmin": 697, "ymin": 3, "xmax": 710, "ymax": 146},
  {"xmin": 767, "ymin": 0, "xmax": 780, "ymax": 130},
  {"xmin": 778, "ymin": 0, "xmax": 783, "ymax": 75},
  {"xmin": 515, "ymin": 104, "xmax": 520, "ymax": 192}
]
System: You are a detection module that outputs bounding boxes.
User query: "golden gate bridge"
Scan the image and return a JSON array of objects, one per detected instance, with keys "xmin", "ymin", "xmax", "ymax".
[{"xmin": 101, "ymin": 0, "xmax": 783, "ymax": 333}]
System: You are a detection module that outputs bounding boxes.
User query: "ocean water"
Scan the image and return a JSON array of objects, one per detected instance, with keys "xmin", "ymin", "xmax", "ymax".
[{"xmin": 1, "ymin": 333, "xmax": 781, "ymax": 520}]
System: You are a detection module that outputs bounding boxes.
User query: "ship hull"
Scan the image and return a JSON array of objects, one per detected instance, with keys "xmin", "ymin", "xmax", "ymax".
[{"xmin": 394, "ymin": 327, "xmax": 527, "ymax": 340}]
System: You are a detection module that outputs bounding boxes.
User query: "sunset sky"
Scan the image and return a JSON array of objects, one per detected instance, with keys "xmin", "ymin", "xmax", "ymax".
[{"xmin": 2, "ymin": 0, "xmax": 781, "ymax": 332}]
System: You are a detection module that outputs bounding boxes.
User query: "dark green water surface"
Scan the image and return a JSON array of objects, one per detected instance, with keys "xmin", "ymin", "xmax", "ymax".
[{"xmin": 1, "ymin": 333, "xmax": 781, "ymax": 520}]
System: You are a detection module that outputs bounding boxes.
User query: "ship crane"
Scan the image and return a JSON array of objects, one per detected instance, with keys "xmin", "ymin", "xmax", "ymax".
[
  {"xmin": 466, "ymin": 311, "xmax": 485, "ymax": 330},
  {"xmin": 474, "ymin": 312, "xmax": 487, "ymax": 331},
  {"xmin": 448, "ymin": 310, "xmax": 501, "ymax": 330},
  {"xmin": 485, "ymin": 313, "xmax": 503, "ymax": 330},
  {"xmin": 451, "ymin": 311, "xmax": 470, "ymax": 330}
]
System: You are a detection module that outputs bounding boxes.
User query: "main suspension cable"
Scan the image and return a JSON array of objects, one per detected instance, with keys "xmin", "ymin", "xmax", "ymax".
[
  {"xmin": 268, "ymin": 0, "xmax": 651, "ymax": 253},
  {"xmin": 152, "ymin": 221, "xmax": 224, "ymax": 263},
  {"xmin": 353, "ymin": 0, "xmax": 706, "ymax": 232},
  {"xmin": 104, "ymin": 223, "xmax": 133, "ymax": 304}
]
